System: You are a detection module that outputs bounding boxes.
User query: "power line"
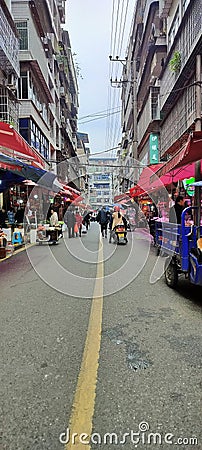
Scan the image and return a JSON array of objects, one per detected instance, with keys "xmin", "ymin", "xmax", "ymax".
[
  {"xmin": 79, "ymin": 109, "xmax": 121, "ymax": 125},
  {"xmin": 78, "ymin": 106, "xmax": 121, "ymax": 120},
  {"xmin": 90, "ymin": 145, "xmax": 120, "ymax": 155},
  {"xmin": 119, "ymin": 0, "xmax": 130, "ymax": 57}
]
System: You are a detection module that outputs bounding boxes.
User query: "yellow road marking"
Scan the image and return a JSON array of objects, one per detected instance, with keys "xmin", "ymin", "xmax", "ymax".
[
  {"xmin": 65, "ymin": 236, "xmax": 104, "ymax": 449},
  {"xmin": 0, "ymin": 243, "xmax": 35, "ymax": 263}
]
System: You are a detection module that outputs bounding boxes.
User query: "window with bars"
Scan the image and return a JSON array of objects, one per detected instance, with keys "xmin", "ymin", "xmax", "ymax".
[{"xmin": 15, "ymin": 21, "xmax": 28, "ymax": 50}]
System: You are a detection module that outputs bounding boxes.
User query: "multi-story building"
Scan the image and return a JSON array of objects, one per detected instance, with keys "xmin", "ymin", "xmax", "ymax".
[
  {"xmin": 0, "ymin": 0, "xmax": 19, "ymax": 129},
  {"xmin": 0, "ymin": 0, "xmax": 80, "ymax": 189},
  {"xmin": 88, "ymin": 157, "xmax": 116, "ymax": 209},
  {"xmin": 10, "ymin": 0, "xmax": 67, "ymax": 173},
  {"xmin": 76, "ymin": 132, "xmax": 90, "ymax": 195},
  {"xmin": 120, "ymin": 0, "xmax": 167, "ymax": 189},
  {"xmin": 119, "ymin": 0, "xmax": 202, "ymax": 191},
  {"xmin": 57, "ymin": 29, "xmax": 80, "ymax": 187},
  {"xmin": 159, "ymin": 0, "xmax": 201, "ymax": 160}
]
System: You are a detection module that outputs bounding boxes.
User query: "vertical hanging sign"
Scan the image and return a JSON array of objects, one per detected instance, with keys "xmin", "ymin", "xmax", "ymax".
[{"xmin": 149, "ymin": 134, "xmax": 159, "ymax": 164}]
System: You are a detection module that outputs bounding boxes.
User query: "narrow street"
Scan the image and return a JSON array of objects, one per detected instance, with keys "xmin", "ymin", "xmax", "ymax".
[{"xmin": 1, "ymin": 224, "xmax": 201, "ymax": 450}]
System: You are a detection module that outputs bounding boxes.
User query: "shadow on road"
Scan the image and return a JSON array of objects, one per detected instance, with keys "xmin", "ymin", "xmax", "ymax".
[{"xmin": 175, "ymin": 278, "xmax": 202, "ymax": 308}]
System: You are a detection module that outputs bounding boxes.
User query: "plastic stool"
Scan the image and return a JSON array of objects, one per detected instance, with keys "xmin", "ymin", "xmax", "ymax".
[{"xmin": 12, "ymin": 232, "xmax": 23, "ymax": 245}]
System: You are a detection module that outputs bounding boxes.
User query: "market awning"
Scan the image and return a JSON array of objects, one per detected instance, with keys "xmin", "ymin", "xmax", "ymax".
[
  {"xmin": 129, "ymin": 185, "xmax": 146, "ymax": 197},
  {"xmin": 59, "ymin": 182, "xmax": 80, "ymax": 199},
  {"xmin": 114, "ymin": 192, "xmax": 130, "ymax": 202},
  {"xmin": 0, "ymin": 121, "xmax": 45, "ymax": 169},
  {"xmin": 151, "ymin": 131, "xmax": 202, "ymax": 181},
  {"xmin": 129, "ymin": 164, "xmax": 163, "ymax": 196},
  {"xmin": 150, "ymin": 162, "xmax": 202, "ymax": 188},
  {"xmin": 129, "ymin": 162, "xmax": 201, "ymax": 196},
  {"xmin": 0, "ymin": 152, "xmax": 57, "ymax": 191},
  {"xmin": 0, "ymin": 170, "xmax": 25, "ymax": 192}
]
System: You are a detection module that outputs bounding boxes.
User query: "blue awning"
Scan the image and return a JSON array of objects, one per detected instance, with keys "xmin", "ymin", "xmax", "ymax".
[{"xmin": 0, "ymin": 153, "xmax": 58, "ymax": 191}]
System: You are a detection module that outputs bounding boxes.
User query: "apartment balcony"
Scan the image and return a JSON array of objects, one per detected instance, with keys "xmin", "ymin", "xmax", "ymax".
[
  {"xmin": 160, "ymin": 74, "xmax": 197, "ymax": 157},
  {"xmin": 61, "ymin": 117, "xmax": 75, "ymax": 148},
  {"xmin": 159, "ymin": 0, "xmax": 172, "ymax": 18},
  {"xmin": 0, "ymin": 3, "xmax": 19, "ymax": 76},
  {"xmin": 143, "ymin": 0, "xmax": 160, "ymax": 26},
  {"xmin": 57, "ymin": 0, "xmax": 66, "ymax": 24},
  {"xmin": 71, "ymin": 103, "xmax": 78, "ymax": 117},
  {"xmin": 137, "ymin": 86, "xmax": 160, "ymax": 145},
  {"xmin": 0, "ymin": 86, "xmax": 19, "ymax": 129},
  {"xmin": 160, "ymin": 0, "xmax": 201, "ymax": 113}
]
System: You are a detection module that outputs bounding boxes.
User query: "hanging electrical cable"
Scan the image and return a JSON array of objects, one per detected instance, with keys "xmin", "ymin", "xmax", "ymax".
[
  {"xmin": 78, "ymin": 106, "xmax": 121, "ymax": 121},
  {"xmin": 79, "ymin": 109, "xmax": 121, "ymax": 125}
]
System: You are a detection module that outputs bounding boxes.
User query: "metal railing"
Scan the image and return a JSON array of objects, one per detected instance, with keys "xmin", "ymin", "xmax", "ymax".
[
  {"xmin": 0, "ymin": 5, "xmax": 19, "ymax": 76},
  {"xmin": 160, "ymin": 76, "xmax": 196, "ymax": 156},
  {"xmin": 137, "ymin": 86, "xmax": 160, "ymax": 143},
  {"xmin": 160, "ymin": 0, "xmax": 201, "ymax": 109}
]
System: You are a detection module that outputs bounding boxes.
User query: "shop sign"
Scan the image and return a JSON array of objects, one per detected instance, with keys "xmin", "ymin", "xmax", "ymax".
[
  {"xmin": 183, "ymin": 177, "xmax": 195, "ymax": 197},
  {"xmin": 149, "ymin": 134, "xmax": 159, "ymax": 164}
]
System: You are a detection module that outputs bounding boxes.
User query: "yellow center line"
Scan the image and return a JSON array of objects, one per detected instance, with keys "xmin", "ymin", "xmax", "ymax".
[{"xmin": 65, "ymin": 235, "xmax": 104, "ymax": 449}]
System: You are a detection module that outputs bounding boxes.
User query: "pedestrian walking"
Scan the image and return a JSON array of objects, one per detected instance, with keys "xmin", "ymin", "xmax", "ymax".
[
  {"xmin": 64, "ymin": 206, "xmax": 76, "ymax": 238},
  {"xmin": 75, "ymin": 210, "xmax": 83, "ymax": 237},
  {"xmin": 96, "ymin": 206, "xmax": 108, "ymax": 238},
  {"xmin": 83, "ymin": 211, "xmax": 91, "ymax": 230}
]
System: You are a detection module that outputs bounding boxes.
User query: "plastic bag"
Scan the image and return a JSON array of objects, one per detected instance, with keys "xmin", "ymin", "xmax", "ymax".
[{"xmin": 62, "ymin": 223, "xmax": 67, "ymax": 232}]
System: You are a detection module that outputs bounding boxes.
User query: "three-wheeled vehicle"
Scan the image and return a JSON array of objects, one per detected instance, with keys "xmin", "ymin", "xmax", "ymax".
[
  {"xmin": 155, "ymin": 194, "xmax": 202, "ymax": 288},
  {"xmin": 112, "ymin": 224, "xmax": 128, "ymax": 245}
]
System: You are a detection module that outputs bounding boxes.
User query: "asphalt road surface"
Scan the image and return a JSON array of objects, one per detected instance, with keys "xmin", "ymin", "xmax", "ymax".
[{"xmin": 0, "ymin": 223, "xmax": 201, "ymax": 450}]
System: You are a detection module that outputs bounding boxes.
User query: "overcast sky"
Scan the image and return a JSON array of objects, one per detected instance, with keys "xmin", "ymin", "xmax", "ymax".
[{"xmin": 65, "ymin": 0, "xmax": 135, "ymax": 156}]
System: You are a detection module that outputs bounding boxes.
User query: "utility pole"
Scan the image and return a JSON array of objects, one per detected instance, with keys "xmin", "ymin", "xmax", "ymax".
[
  {"xmin": 131, "ymin": 58, "xmax": 138, "ymax": 184},
  {"xmin": 194, "ymin": 54, "xmax": 201, "ymax": 235}
]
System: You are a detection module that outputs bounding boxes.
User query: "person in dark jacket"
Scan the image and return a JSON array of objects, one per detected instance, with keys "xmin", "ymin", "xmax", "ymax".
[
  {"xmin": 0, "ymin": 207, "xmax": 7, "ymax": 228},
  {"xmin": 15, "ymin": 207, "xmax": 25, "ymax": 225},
  {"xmin": 83, "ymin": 211, "xmax": 91, "ymax": 230},
  {"xmin": 64, "ymin": 207, "xmax": 76, "ymax": 238},
  {"xmin": 96, "ymin": 207, "xmax": 108, "ymax": 238},
  {"xmin": 169, "ymin": 196, "xmax": 185, "ymax": 224}
]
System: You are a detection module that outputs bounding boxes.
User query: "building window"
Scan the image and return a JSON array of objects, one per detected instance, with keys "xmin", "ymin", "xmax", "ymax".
[
  {"xmin": 168, "ymin": 8, "xmax": 179, "ymax": 50},
  {"xmin": 18, "ymin": 71, "xmax": 28, "ymax": 99},
  {"xmin": 15, "ymin": 21, "xmax": 28, "ymax": 50},
  {"xmin": 182, "ymin": 0, "xmax": 191, "ymax": 13},
  {"xmin": 20, "ymin": 118, "xmax": 49, "ymax": 160}
]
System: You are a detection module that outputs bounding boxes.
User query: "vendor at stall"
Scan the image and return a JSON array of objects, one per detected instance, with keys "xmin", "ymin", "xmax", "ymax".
[
  {"xmin": 169, "ymin": 196, "xmax": 185, "ymax": 224},
  {"xmin": 50, "ymin": 208, "xmax": 59, "ymax": 227}
]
